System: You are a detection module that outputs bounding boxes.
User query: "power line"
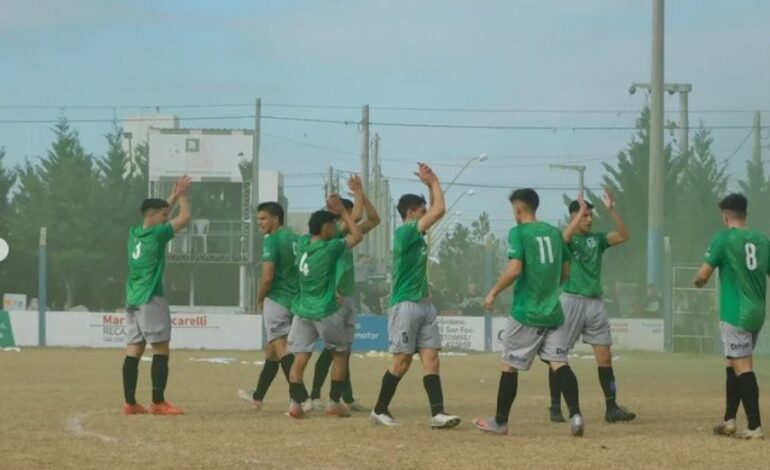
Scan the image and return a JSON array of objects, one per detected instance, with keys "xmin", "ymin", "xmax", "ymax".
[{"xmin": 721, "ymin": 130, "xmax": 754, "ymax": 165}]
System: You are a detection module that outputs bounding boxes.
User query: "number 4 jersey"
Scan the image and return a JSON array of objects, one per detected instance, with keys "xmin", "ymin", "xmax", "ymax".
[
  {"xmin": 704, "ymin": 227, "xmax": 770, "ymax": 332},
  {"xmin": 507, "ymin": 221, "xmax": 570, "ymax": 328},
  {"xmin": 292, "ymin": 235, "xmax": 348, "ymax": 320},
  {"xmin": 126, "ymin": 223, "xmax": 174, "ymax": 307}
]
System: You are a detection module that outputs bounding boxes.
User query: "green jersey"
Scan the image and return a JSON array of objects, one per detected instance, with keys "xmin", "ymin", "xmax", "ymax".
[
  {"xmin": 563, "ymin": 232, "xmax": 610, "ymax": 298},
  {"xmin": 126, "ymin": 223, "xmax": 174, "ymax": 306},
  {"xmin": 508, "ymin": 221, "xmax": 569, "ymax": 328},
  {"xmin": 704, "ymin": 228, "xmax": 770, "ymax": 331},
  {"xmin": 262, "ymin": 227, "xmax": 299, "ymax": 309},
  {"xmin": 292, "ymin": 235, "xmax": 348, "ymax": 320},
  {"xmin": 335, "ymin": 228, "xmax": 355, "ymax": 296},
  {"xmin": 391, "ymin": 221, "xmax": 428, "ymax": 305}
]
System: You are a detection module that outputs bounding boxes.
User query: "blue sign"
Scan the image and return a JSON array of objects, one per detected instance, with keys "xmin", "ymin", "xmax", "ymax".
[{"xmin": 352, "ymin": 315, "xmax": 389, "ymax": 351}]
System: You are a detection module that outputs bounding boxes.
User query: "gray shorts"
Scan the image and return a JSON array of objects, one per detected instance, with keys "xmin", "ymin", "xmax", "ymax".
[
  {"xmin": 288, "ymin": 311, "xmax": 349, "ymax": 353},
  {"xmin": 388, "ymin": 300, "xmax": 442, "ymax": 354},
  {"xmin": 500, "ymin": 317, "xmax": 571, "ymax": 370},
  {"xmin": 560, "ymin": 293, "xmax": 613, "ymax": 349},
  {"xmin": 720, "ymin": 322, "xmax": 759, "ymax": 358},
  {"xmin": 341, "ymin": 296, "xmax": 357, "ymax": 345},
  {"xmin": 125, "ymin": 296, "xmax": 171, "ymax": 345},
  {"xmin": 263, "ymin": 297, "xmax": 293, "ymax": 343}
]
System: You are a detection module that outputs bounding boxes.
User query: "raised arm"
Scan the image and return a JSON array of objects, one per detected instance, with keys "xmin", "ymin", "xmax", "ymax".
[
  {"xmin": 358, "ymin": 192, "xmax": 381, "ymax": 235},
  {"xmin": 484, "ymin": 259, "xmax": 522, "ymax": 310},
  {"xmin": 563, "ymin": 195, "xmax": 587, "ymax": 243},
  {"xmin": 603, "ymin": 190, "xmax": 630, "ymax": 246},
  {"xmin": 329, "ymin": 194, "xmax": 363, "ymax": 249},
  {"xmin": 170, "ymin": 176, "xmax": 192, "ymax": 232},
  {"xmin": 416, "ymin": 163, "xmax": 446, "ymax": 233},
  {"xmin": 338, "ymin": 175, "xmax": 367, "ymax": 234}
]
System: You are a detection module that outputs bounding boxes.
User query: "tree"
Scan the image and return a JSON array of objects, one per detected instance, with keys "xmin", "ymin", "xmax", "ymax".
[
  {"xmin": 672, "ymin": 127, "xmax": 727, "ymax": 262},
  {"xmin": 0, "ymin": 147, "xmax": 16, "ymax": 233},
  {"xmin": 739, "ymin": 132, "xmax": 770, "ymax": 235},
  {"xmin": 7, "ymin": 117, "xmax": 103, "ymax": 309}
]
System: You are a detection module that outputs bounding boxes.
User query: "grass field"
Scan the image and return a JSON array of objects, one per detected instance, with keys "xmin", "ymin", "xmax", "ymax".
[{"xmin": 1, "ymin": 348, "xmax": 768, "ymax": 469}]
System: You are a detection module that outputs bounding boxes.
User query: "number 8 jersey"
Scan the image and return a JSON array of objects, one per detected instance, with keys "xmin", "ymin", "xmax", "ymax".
[
  {"xmin": 507, "ymin": 221, "xmax": 570, "ymax": 329},
  {"xmin": 704, "ymin": 228, "xmax": 770, "ymax": 332}
]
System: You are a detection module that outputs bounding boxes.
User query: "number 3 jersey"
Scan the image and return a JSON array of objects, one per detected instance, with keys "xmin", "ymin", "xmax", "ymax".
[
  {"xmin": 507, "ymin": 221, "xmax": 569, "ymax": 328},
  {"xmin": 126, "ymin": 223, "xmax": 174, "ymax": 307},
  {"xmin": 704, "ymin": 228, "xmax": 770, "ymax": 332},
  {"xmin": 292, "ymin": 235, "xmax": 348, "ymax": 320}
]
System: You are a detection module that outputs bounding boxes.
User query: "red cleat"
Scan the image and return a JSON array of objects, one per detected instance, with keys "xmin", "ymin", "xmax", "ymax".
[
  {"xmin": 122, "ymin": 403, "xmax": 149, "ymax": 415},
  {"xmin": 149, "ymin": 401, "xmax": 185, "ymax": 416}
]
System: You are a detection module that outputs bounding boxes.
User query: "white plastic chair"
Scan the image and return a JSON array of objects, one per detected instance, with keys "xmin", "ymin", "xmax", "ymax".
[{"xmin": 191, "ymin": 219, "xmax": 210, "ymax": 254}]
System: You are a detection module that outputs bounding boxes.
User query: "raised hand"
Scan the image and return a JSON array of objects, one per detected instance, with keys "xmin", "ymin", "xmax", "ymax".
[
  {"xmin": 414, "ymin": 162, "xmax": 438, "ymax": 186},
  {"xmin": 348, "ymin": 174, "xmax": 363, "ymax": 194},
  {"xmin": 602, "ymin": 188, "xmax": 615, "ymax": 211}
]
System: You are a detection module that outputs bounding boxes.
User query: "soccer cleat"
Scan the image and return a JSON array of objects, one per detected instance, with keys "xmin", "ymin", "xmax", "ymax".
[
  {"xmin": 570, "ymin": 413, "xmax": 585, "ymax": 437},
  {"xmin": 303, "ymin": 398, "xmax": 325, "ymax": 413},
  {"xmin": 549, "ymin": 406, "xmax": 566, "ymax": 423},
  {"xmin": 473, "ymin": 417, "xmax": 508, "ymax": 435},
  {"xmin": 237, "ymin": 389, "xmax": 262, "ymax": 410},
  {"xmin": 370, "ymin": 410, "xmax": 398, "ymax": 427},
  {"xmin": 122, "ymin": 403, "xmax": 148, "ymax": 415},
  {"xmin": 713, "ymin": 419, "xmax": 737, "ymax": 436},
  {"xmin": 149, "ymin": 401, "xmax": 184, "ymax": 416},
  {"xmin": 345, "ymin": 400, "xmax": 369, "ymax": 412},
  {"xmin": 605, "ymin": 405, "xmax": 636, "ymax": 423},
  {"xmin": 326, "ymin": 401, "xmax": 351, "ymax": 418},
  {"xmin": 431, "ymin": 413, "xmax": 462, "ymax": 429},
  {"xmin": 735, "ymin": 427, "xmax": 765, "ymax": 440},
  {"xmin": 288, "ymin": 400, "xmax": 304, "ymax": 419}
]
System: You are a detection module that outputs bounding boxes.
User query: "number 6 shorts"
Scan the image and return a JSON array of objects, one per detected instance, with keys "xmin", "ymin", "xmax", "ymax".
[{"xmin": 387, "ymin": 299, "xmax": 442, "ymax": 354}]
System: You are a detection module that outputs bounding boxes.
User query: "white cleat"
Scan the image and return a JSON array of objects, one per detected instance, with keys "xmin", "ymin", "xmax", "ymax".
[
  {"xmin": 237, "ymin": 389, "xmax": 262, "ymax": 410},
  {"xmin": 370, "ymin": 410, "xmax": 398, "ymax": 427},
  {"xmin": 303, "ymin": 398, "xmax": 325, "ymax": 413},
  {"xmin": 570, "ymin": 413, "xmax": 585, "ymax": 437},
  {"xmin": 735, "ymin": 427, "xmax": 765, "ymax": 440},
  {"xmin": 431, "ymin": 413, "xmax": 462, "ymax": 430},
  {"xmin": 713, "ymin": 419, "xmax": 737, "ymax": 436}
]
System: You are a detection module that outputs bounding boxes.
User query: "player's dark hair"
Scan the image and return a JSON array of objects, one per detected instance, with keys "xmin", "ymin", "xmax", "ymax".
[
  {"xmin": 257, "ymin": 201, "xmax": 285, "ymax": 225},
  {"xmin": 341, "ymin": 198, "xmax": 354, "ymax": 210},
  {"xmin": 568, "ymin": 200, "xmax": 595, "ymax": 214},
  {"xmin": 397, "ymin": 194, "xmax": 427, "ymax": 220},
  {"xmin": 140, "ymin": 198, "xmax": 170, "ymax": 215},
  {"xmin": 308, "ymin": 210, "xmax": 337, "ymax": 235},
  {"xmin": 719, "ymin": 193, "xmax": 748, "ymax": 218},
  {"xmin": 509, "ymin": 188, "xmax": 540, "ymax": 212}
]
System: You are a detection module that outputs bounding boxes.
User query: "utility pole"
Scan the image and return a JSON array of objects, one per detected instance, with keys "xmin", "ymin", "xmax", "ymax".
[
  {"xmin": 360, "ymin": 105, "xmax": 370, "ymax": 256},
  {"xmin": 648, "ymin": 0, "xmax": 665, "ymax": 290},
  {"xmin": 372, "ymin": 133, "xmax": 382, "ymax": 269},
  {"xmin": 550, "ymin": 164, "xmax": 586, "ymax": 196},
  {"xmin": 326, "ymin": 166, "xmax": 335, "ymax": 197},
  {"xmin": 248, "ymin": 98, "xmax": 261, "ymax": 314},
  {"xmin": 753, "ymin": 111, "xmax": 762, "ymax": 163},
  {"xmin": 630, "ymin": 82, "xmax": 691, "ymax": 160}
]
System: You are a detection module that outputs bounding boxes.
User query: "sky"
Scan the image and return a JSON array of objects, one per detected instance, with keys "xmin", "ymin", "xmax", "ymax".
[{"xmin": 1, "ymin": 0, "xmax": 769, "ymax": 238}]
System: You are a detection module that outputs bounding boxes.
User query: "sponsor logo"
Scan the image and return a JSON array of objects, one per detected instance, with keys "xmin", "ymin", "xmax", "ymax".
[
  {"xmin": 587, "ymin": 237, "xmax": 597, "ymax": 248},
  {"xmin": 556, "ymin": 348, "xmax": 569, "ymax": 356},
  {"xmin": 730, "ymin": 342, "xmax": 751, "ymax": 350},
  {"xmin": 507, "ymin": 353, "xmax": 526, "ymax": 364}
]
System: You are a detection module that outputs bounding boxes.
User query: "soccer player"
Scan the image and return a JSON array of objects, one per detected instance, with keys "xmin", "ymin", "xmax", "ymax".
[
  {"xmin": 547, "ymin": 190, "xmax": 636, "ymax": 424},
  {"xmin": 370, "ymin": 163, "xmax": 461, "ymax": 429},
  {"xmin": 238, "ymin": 201, "xmax": 298, "ymax": 409},
  {"xmin": 695, "ymin": 193, "xmax": 769, "ymax": 440},
  {"xmin": 308, "ymin": 176, "xmax": 380, "ymax": 412},
  {"xmin": 122, "ymin": 176, "xmax": 192, "ymax": 416},
  {"xmin": 286, "ymin": 193, "xmax": 364, "ymax": 418},
  {"xmin": 474, "ymin": 188, "xmax": 585, "ymax": 437}
]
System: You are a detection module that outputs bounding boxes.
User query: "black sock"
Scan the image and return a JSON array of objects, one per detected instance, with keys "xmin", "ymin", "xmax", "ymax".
[
  {"xmin": 330, "ymin": 380, "xmax": 345, "ymax": 403},
  {"xmin": 310, "ymin": 349, "xmax": 333, "ymax": 400},
  {"xmin": 423, "ymin": 374, "xmax": 445, "ymax": 417},
  {"xmin": 253, "ymin": 360, "xmax": 280, "ymax": 401},
  {"xmin": 548, "ymin": 367, "xmax": 560, "ymax": 410},
  {"xmin": 555, "ymin": 366, "xmax": 581, "ymax": 418},
  {"xmin": 724, "ymin": 367, "xmax": 741, "ymax": 421},
  {"xmin": 122, "ymin": 356, "xmax": 140, "ymax": 405},
  {"xmin": 342, "ymin": 367, "xmax": 355, "ymax": 404},
  {"xmin": 374, "ymin": 371, "xmax": 402, "ymax": 415},
  {"xmin": 495, "ymin": 371, "xmax": 518, "ymax": 426},
  {"xmin": 151, "ymin": 354, "xmax": 169, "ymax": 404},
  {"xmin": 280, "ymin": 353, "xmax": 294, "ymax": 382},
  {"xmin": 738, "ymin": 371, "xmax": 762, "ymax": 430},
  {"xmin": 598, "ymin": 366, "xmax": 617, "ymax": 410},
  {"xmin": 289, "ymin": 382, "xmax": 309, "ymax": 403}
]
